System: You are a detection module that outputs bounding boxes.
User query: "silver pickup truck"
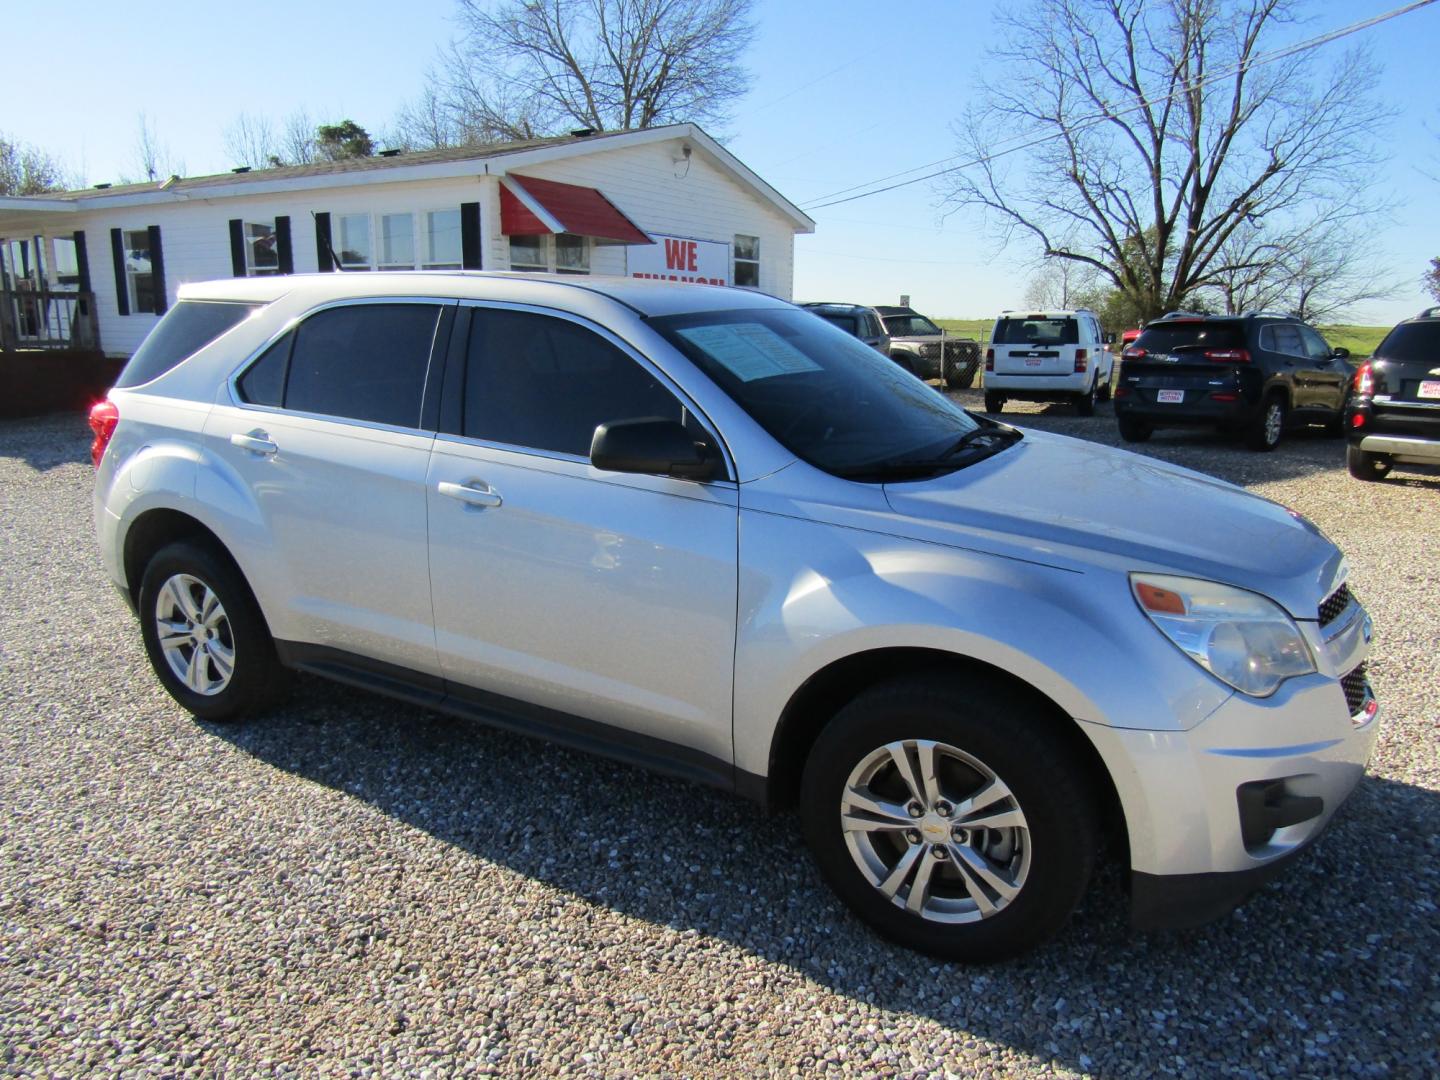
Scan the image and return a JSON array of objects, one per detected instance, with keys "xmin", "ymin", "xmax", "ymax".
[{"xmin": 874, "ymin": 305, "xmax": 980, "ymax": 388}]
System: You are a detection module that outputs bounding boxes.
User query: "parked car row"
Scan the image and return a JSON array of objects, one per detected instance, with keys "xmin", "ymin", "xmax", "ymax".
[{"xmin": 800, "ymin": 302, "xmax": 980, "ymax": 388}]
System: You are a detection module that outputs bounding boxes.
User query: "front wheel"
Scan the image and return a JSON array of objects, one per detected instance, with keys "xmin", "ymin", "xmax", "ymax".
[
  {"xmin": 137, "ymin": 541, "xmax": 286, "ymax": 721},
  {"xmin": 983, "ymin": 392, "xmax": 1005, "ymax": 414},
  {"xmin": 800, "ymin": 676, "xmax": 1099, "ymax": 963},
  {"xmin": 1347, "ymin": 444, "xmax": 1392, "ymax": 481}
]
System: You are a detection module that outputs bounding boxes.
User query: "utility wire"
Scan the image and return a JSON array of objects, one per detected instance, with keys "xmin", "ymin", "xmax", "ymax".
[{"xmin": 800, "ymin": 0, "xmax": 1436, "ymax": 212}]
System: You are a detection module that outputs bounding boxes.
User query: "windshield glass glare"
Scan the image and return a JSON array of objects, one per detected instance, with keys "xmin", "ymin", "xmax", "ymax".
[
  {"xmin": 884, "ymin": 315, "xmax": 942, "ymax": 336},
  {"xmin": 653, "ymin": 307, "xmax": 981, "ymax": 475}
]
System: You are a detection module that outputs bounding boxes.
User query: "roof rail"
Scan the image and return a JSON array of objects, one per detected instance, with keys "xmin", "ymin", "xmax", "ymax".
[
  {"xmin": 1418, "ymin": 305, "xmax": 1440, "ymax": 319},
  {"xmin": 1241, "ymin": 310, "xmax": 1296, "ymax": 320},
  {"xmin": 1159, "ymin": 310, "xmax": 1205, "ymax": 319}
]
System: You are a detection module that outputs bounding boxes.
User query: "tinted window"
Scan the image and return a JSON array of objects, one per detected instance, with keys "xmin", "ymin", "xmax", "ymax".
[
  {"xmin": 283, "ymin": 303, "xmax": 440, "ymax": 427},
  {"xmin": 883, "ymin": 315, "xmax": 941, "ymax": 337},
  {"xmin": 115, "ymin": 300, "xmax": 261, "ymax": 388},
  {"xmin": 654, "ymin": 307, "xmax": 983, "ymax": 475},
  {"xmin": 993, "ymin": 318, "xmax": 1078, "ymax": 346},
  {"xmin": 816, "ymin": 313, "xmax": 860, "ymax": 336},
  {"xmin": 463, "ymin": 309, "xmax": 688, "ymax": 457},
  {"xmin": 1133, "ymin": 321, "xmax": 1245, "ymax": 353},
  {"xmin": 1375, "ymin": 321, "xmax": 1440, "ymax": 363},
  {"xmin": 1298, "ymin": 326, "xmax": 1333, "ymax": 361},
  {"xmin": 1262, "ymin": 323, "xmax": 1305, "ymax": 357},
  {"xmin": 237, "ymin": 335, "xmax": 290, "ymax": 406}
]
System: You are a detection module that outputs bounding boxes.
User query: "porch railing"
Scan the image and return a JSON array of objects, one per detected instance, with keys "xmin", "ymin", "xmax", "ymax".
[{"xmin": 0, "ymin": 288, "xmax": 100, "ymax": 351}]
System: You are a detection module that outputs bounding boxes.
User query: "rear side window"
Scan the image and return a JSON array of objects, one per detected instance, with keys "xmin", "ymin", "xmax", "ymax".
[
  {"xmin": 115, "ymin": 300, "xmax": 261, "ymax": 388},
  {"xmin": 1376, "ymin": 321, "xmax": 1440, "ymax": 362},
  {"xmin": 816, "ymin": 313, "xmax": 860, "ymax": 336},
  {"xmin": 269, "ymin": 303, "xmax": 441, "ymax": 427},
  {"xmin": 993, "ymin": 318, "xmax": 1078, "ymax": 346},
  {"xmin": 1133, "ymin": 321, "xmax": 1245, "ymax": 352},
  {"xmin": 462, "ymin": 309, "xmax": 687, "ymax": 457},
  {"xmin": 1259, "ymin": 323, "xmax": 1305, "ymax": 357}
]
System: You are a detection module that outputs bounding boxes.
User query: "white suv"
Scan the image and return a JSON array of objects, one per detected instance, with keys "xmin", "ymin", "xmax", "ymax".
[
  {"xmin": 92, "ymin": 273, "xmax": 1377, "ymax": 961},
  {"xmin": 983, "ymin": 308, "xmax": 1114, "ymax": 415}
]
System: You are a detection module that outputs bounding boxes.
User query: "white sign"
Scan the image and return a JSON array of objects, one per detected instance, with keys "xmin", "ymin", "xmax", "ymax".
[{"xmin": 627, "ymin": 234, "xmax": 730, "ymax": 285}]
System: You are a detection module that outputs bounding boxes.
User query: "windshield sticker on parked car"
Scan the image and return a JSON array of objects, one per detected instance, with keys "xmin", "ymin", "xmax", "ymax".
[{"xmin": 676, "ymin": 323, "xmax": 823, "ymax": 381}]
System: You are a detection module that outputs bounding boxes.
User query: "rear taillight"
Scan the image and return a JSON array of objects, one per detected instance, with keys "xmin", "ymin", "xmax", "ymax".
[
  {"xmin": 88, "ymin": 399, "xmax": 119, "ymax": 469},
  {"xmin": 1114, "ymin": 386, "xmax": 1131, "ymax": 398},
  {"xmin": 1351, "ymin": 412, "xmax": 1367, "ymax": 428},
  {"xmin": 1210, "ymin": 392, "xmax": 1240, "ymax": 402},
  {"xmin": 1353, "ymin": 361, "xmax": 1374, "ymax": 396},
  {"xmin": 984, "ymin": 348, "xmax": 995, "ymax": 371},
  {"xmin": 1122, "ymin": 347, "xmax": 1145, "ymax": 360},
  {"xmin": 1074, "ymin": 348, "xmax": 1088, "ymax": 373},
  {"xmin": 1204, "ymin": 349, "xmax": 1250, "ymax": 364}
]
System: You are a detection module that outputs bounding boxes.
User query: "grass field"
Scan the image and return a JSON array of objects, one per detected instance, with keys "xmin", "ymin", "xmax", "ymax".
[{"xmin": 935, "ymin": 318, "xmax": 1389, "ymax": 356}]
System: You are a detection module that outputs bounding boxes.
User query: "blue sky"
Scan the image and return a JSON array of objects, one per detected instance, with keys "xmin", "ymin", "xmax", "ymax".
[{"xmin": 5, "ymin": 0, "xmax": 1436, "ymax": 323}]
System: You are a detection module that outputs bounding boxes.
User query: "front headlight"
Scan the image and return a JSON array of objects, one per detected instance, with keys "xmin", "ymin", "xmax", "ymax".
[{"xmin": 1130, "ymin": 573, "xmax": 1316, "ymax": 697}]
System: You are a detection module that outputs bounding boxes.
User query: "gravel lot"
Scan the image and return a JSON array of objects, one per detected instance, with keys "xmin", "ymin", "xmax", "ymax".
[{"xmin": 2, "ymin": 401, "xmax": 1436, "ymax": 1078}]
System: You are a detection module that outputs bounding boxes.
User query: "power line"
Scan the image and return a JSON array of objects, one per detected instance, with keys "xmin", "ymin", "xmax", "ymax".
[{"xmin": 800, "ymin": 0, "xmax": 1436, "ymax": 212}]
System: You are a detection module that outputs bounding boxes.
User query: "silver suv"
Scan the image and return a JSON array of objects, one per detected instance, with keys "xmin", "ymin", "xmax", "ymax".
[{"xmin": 93, "ymin": 273, "xmax": 1377, "ymax": 961}]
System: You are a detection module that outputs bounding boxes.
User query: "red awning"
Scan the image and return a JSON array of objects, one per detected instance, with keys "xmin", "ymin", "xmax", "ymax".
[{"xmin": 499, "ymin": 175, "xmax": 652, "ymax": 245}]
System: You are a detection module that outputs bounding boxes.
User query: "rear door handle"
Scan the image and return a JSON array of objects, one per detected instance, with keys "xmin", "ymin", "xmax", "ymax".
[
  {"xmin": 230, "ymin": 431, "xmax": 277, "ymax": 456},
  {"xmin": 438, "ymin": 480, "xmax": 503, "ymax": 508}
]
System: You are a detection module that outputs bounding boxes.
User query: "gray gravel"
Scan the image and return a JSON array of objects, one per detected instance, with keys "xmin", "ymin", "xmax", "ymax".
[{"xmin": 2, "ymin": 405, "xmax": 1436, "ymax": 1078}]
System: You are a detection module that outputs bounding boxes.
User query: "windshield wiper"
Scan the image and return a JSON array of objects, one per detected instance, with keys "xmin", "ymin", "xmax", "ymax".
[
  {"xmin": 935, "ymin": 422, "xmax": 1023, "ymax": 460},
  {"xmin": 835, "ymin": 423, "xmax": 1024, "ymax": 482}
]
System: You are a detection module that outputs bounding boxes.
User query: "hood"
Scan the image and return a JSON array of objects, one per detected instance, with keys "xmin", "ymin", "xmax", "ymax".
[{"xmin": 880, "ymin": 428, "xmax": 1342, "ymax": 619}]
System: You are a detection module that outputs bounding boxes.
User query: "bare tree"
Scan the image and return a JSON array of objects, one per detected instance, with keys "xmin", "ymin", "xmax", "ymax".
[
  {"xmin": 943, "ymin": 0, "xmax": 1391, "ymax": 323},
  {"xmin": 132, "ymin": 111, "xmax": 184, "ymax": 182},
  {"xmin": 1024, "ymin": 259, "xmax": 1100, "ymax": 309},
  {"xmin": 281, "ymin": 108, "xmax": 318, "ymax": 165},
  {"xmin": 434, "ymin": 0, "xmax": 755, "ymax": 140},
  {"xmin": 1425, "ymin": 257, "xmax": 1440, "ymax": 303},
  {"xmin": 389, "ymin": 83, "xmax": 461, "ymax": 151},
  {"xmin": 224, "ymin": 112, "xmax": 280, "ymax": 169},
  {"xmin": 0, "ymin": 133, "xmax": 67, "ymax": 195}
]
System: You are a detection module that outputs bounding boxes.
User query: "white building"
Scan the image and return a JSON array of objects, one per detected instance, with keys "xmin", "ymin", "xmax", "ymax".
[{"xmin": 0, "ymin": 123, "xmax": 814, "ymax": 356}]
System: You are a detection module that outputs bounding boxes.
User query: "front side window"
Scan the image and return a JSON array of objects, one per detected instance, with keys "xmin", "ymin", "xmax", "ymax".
[
  {"xmin": 463, "ymin": 308, "xmax": 688, "ymax": 457},
  {"xmin": 425, "ymin": 209, "xmax": 463, "ymax": 269},
  {"xmin": 124, "ymin": 229, "xmax": 156, "ymax": 313},
  {"xmin": 337, "ymin": 214, "xmax": 372, "ymax": 270},
  {"xmin": 244, "ymin": 221, "xmax": 280, "ymax": 276},
  {"xmin": 280, "ymin": 303, "xmax": 440, "ymax": 427},
  {"xmin": 1261, "ymin": 323, "xmax": 1305, "ymax": 358},
  {"xmin": 1298, "ymin": 325, "xmax": 1333, "ymax": 361},
  {"xmin": 654, "ymin": 308, "xmax": 992, "ymax": 477},
  {"xmin": 733, "ymin": 234, "xmax": 759, "ymax": 288},
  {"xmin": 379, "ymin": 213, "xmax": 415, "ymax": 270}
]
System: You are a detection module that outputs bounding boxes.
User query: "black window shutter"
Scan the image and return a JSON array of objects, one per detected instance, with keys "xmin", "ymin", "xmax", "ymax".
[
  {"xmin": 228, "ymin": 219, "xmax": 247, "ymax": 277},
  {"xmin": 72, "ymin": 230, "xmax": 92, "ymax": 293},
  {"xmin": 314, "ymin": 212, "xmax": 334, "ymax": 272},
  {"xmin": 275, "ymin": 216, "xmax": 294, "ymax": 274},
  {"xmin": 110, "ymin": 228, "xmax": 130, "ymax": 316},
  {"xmin": 461, "ymin": 202, "xmax": 482, "ymax": 269},
  {"xmin": 148, "ymin": 225, "xmax": 167, "ymax": 315}
]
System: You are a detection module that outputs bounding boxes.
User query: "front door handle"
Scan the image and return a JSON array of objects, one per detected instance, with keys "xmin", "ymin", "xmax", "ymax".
[
  {"xmin": 231, "ymin": 430, "xmax": 277, "ymax": 456},
  {"xmin": 438, "ymin": 480, "xmax": 503, "ymax": 508}
]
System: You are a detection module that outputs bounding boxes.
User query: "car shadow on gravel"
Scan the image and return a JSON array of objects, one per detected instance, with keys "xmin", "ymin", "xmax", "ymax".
[
  {"xmin": 0, "ymin": 412, "xmax": 91, "ymax": 471},
  {"xmin": 211, "ymin": 679, "xmax": 1440, "ymax": 1077}
]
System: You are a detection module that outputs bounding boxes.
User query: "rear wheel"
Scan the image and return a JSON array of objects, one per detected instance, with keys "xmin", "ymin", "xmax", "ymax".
[
  {"xmin": 1347, "ymin": 444, "xmax": 1392, "ymax": 481},
  {"xmin": 1245, "ymin": 394, "xmax": 1286, "ymax": 452},
  {"xmin": 983, "ymin": 392, "xmax": 1005, "ymax": 414},
  {"xmin": 1075, "ymin": 380, "xmax": 1097, "ymax": 417},
  {"xmin": 800, "ymin": 675, "xmax": 1099, "ymax": 963},
  {"xmin": 137, "ymin": 541, "xmax": 286, "ymax": 721},
  {"xmin": 1117, "ymin": 414, "xmax": 1152, "ymax": 442}
]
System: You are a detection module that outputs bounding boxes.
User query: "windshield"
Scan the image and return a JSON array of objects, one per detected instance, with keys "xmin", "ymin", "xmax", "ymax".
[
  {"xmin": 883, "ymin": 315, "xmax": 942, "ymax": 337},
  {"xmin": 652, "ymin": 308, "xmax": 992, "ymax": 477},
  {"xmin": 993, "ymin": 317, "xmax": 1078, "ymax": 346}
]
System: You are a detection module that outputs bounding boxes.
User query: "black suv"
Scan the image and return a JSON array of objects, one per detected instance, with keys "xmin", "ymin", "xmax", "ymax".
[
  {"xmin": 1115, "ymin": 313, "xmax": 1350, "ymax": 451},
  {"xmin": 799, "ymin": 302, "xmax": 891, "ymax": 356},
  {"xmin": 1345, "ymin": 306, "xmax": 1440, "ymax": 481}
]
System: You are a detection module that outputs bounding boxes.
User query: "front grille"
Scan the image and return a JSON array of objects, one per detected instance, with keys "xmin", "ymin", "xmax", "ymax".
[
  {"xmin": 1341, "ymin": 663, "xmax": 1369, "ymax": 715},
  {"xmin": 1319, "ymin": 583, "xmax": 1352, "ymax": 626}
]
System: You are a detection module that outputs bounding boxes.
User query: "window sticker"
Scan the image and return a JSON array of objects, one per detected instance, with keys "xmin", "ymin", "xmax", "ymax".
[{"xmin": 677, "ymin": 323, "xmax": 822, "ymax": 381}]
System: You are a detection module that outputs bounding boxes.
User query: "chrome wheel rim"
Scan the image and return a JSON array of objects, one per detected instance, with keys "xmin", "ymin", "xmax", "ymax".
[
  {"xmin": 841, "ymin": 740, "xmax": 1031, "ymax": 924},
  {"xmin": 153, "ymin": 574, "xmax": 234, "ymax": 697},
  {"xmin": 1265, "ymin": 403, "xmax": 1283, "ymax": 445}
]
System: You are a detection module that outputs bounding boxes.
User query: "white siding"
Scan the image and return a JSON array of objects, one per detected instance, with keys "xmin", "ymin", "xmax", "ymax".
[{"xmin": 54, "ymin": 133, "xmax": 800, "ymax": 356}]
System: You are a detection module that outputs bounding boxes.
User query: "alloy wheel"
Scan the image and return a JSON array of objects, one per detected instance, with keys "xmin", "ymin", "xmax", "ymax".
[{"xmin": 153, "ymin": 573, "xmax": 235, "ymax": 696}]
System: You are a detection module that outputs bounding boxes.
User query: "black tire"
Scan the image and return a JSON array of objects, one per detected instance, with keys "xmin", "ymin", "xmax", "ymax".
[
  {"xmin": 983, "ymin": 392, "xmax": 1005, "ymax": 414},
  {"xmin": 1097, "ymin": 372, "xmax": 1113, "ymax": 402},
  {"xmin": 1346, "ymin": 444, "xmax": 1392, "ymax": 481},
  {"xmin": 799, "ymin": 675, "xmax": 1099, "ymax": 963},
  {"xmin": 1245, "ymin": 394, "xmax": 1286, "ymax": 452},
  {"xmin": 945, "ymin": 359, "xmax": 978, "ymax": 390},
  {"xmin": 891, "ymin": 353, "xmax": 916, "ymax": 375},
  {"xmin": 137, "ymin": 540, "xmax": 287, "ymax": 721},
  {"xmin": 1075, "ymin": 381, "xmax": 1097, "ymax": 417},
  {"xmin": 1117, "ymin": 414, "xmax": 1152, "ymax": 443}
]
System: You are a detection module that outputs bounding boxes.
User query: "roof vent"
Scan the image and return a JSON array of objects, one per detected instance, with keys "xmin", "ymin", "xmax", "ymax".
[
  {"xmin": 231, "ymin": 166, "xmax": 252, "ymax": 174},
  {"xmin": 570, "ymin": 127, "xmax": 596, "ymax": 138},
  {"xmin": 378, "ymin": 148, "xmax": 403, "ymax": 158},
  {"xmin": 159, "ymin": 174, "xmax": 180, "ymax": 189},
  {"xmin": 94, "ymin": 182, "xmax": 111, "ymax": 189}
]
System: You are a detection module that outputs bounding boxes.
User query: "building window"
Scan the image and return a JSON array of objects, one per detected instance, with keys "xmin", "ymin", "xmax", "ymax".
[
  {"xmin": 424, "ymin": 210, "xmax": 463, "ymax": 269},
  {"xmin": 733, "ymin": 234, "xmax": 759, "ymax": 288},
  {"xmin": 337, "ymin": 214, "xmax": 372, "ymax": 271},
  {"xmin": 379, "ymin": 213, "xmax": 415, "ymax": 270},
  {"xmin": 244, "ymin": 222, "xmax": 281, "ymax": 276},
  {"xmin": 52, "ymin": 237, "xmax": 80, "ymax": 287},
  {"xmin": 124, "ymin": 229, "xmax": 157, "ymax": 313},
  {"xmin": 507, "ymin": 234, "xmax": 590, "ymax": 274}
]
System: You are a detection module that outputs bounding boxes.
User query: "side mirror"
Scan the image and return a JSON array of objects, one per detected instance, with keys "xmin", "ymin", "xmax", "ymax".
[
  {"xmin": 590, "ymin": 417, "xmax": 719, "ymax": 481},
  {"xmin": 1102, "ymin": 332, "xmax": 1116, "ymax": 345},
  {"xmin": 1332, "ymin": 347, "xmax": 1350, "ymax": 360}
]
